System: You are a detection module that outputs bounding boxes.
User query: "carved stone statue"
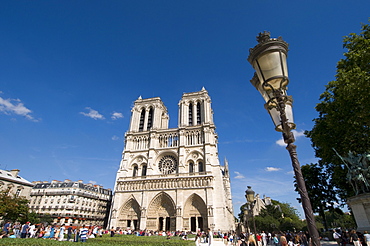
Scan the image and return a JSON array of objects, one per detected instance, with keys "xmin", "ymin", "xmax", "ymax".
[{"xmin": 334, "ymin": 149, "xmax": 370, "ymax": 195}]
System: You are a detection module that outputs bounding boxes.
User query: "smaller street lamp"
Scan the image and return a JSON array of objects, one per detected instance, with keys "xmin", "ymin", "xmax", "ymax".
[{"xmin": 245, "ymin": 186, "xmax": 257, "ymax": 235}]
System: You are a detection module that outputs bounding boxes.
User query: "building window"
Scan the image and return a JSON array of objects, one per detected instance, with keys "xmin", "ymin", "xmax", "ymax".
[
  {"xmin": 139, "ymin": 109, "xmax": 145, "ymax": 132},
  {"xmin": 147, "ymin": 108, "xmax": 153, "ymax": 130},
  {"xmin": 189, "ymin": 162, "xmax": 194, "ymax": 173},
  {"xmin": 15, "ymin": 189, "xmax": 21, "ymax": 197},
  {"xmin": 188, "ymin": 103, "xmax": 193, "ymax": 126},
  {"xmin": 141, "ymin": 165, "xmax": 147, "ymax": 176},
  {"xmin": 133, "ymin": 165, "xmax": 138, "ymax": 177},
  {"xmin": 198, "ymin": 161, "xmax": 204, "ymax": 173},
  {"xmin": 196, "ymin": 102, "xmax": 201, "ymax": 125}
]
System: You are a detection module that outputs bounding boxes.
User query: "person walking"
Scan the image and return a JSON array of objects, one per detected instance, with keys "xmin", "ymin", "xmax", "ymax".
[
  {"xmin": 79, "ymin": 225, "xmax": 89, "ymax": 243},
  {"xmin": 2, "ymin": 221, "xmax": 11, "ymax": 235},
  {"xmin": 333, "ymin": 229, "xmax": 342, "ymax": 246},
  {"xmin": 67, "ymin": 224, "xmax": 73, "ymax": 242},
  {"xmin": 58, "ymin": 224, "xmax": 65, "ymax": 241},
  {"xmin": 20, "ymin": 222, "xmax": 30, "ymax": 238},
  {"xmin": 208, "ymin": 228, "xmax": 213, "ymax": 246},
  {"xmin": 363, "ymin": 231, "xmax": 370, "ymax": 246},
  {"xmin": 350, "ymin": 230, "xmax": 361, "ymax": 246}
]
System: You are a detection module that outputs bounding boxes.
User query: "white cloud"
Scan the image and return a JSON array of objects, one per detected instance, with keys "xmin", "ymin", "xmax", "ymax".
[
  {"xmin": 88, "ymin": 180, "xmax": 97, "ymax": 185},
  {"xmin": 234, "ymin": 171, "xmax": 245, "ymax": 179},
  {"xmin": 276, "ymin": 138, "xmax": 285, "ymax": 147},
  {"xmin": 275, "ymin": 129, "xmax": 306, "ymax": 147},
  {"xmin": 0, "ymin": 96, "xmax": 38, "ymax": 121},
  {"xmin": 111, "ymin": 112, "xmax": 123, "ymax": 120},
  {"xmin": 292, "ymin": 129, "xmax": 305, "ymax": 138},
  {"xmin": 265, "ymin": 167, "xmax": 282, "ymax": 172},
  {"xmin": 112, "ymin": 135, "xmax": 119, "ymax": 141},
  {"xmin": 80, "ymin": 107, "xmax": 105, "ymax": 120}
]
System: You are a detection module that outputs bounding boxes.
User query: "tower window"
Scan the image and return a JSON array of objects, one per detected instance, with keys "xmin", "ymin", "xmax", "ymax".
[
  {"xmin": 197, "ymin": 102, "xmax": 201, "ymax": 125},
  {"xmin": 133, "ymin": 165, "xmax": 138, "ymax": 177},
  {"xmin": 198, "ymin": 161, "xmax": 204, "ymax": 173},
  {"xmin": 189, "ymin": 103, "xmax": 193, "ymax": 126},
  {"xmin": 142, "ymin": 165, "xmax": 147, "ymax": 176},
  {"xmin": 189, "ymin": 162, "xmax": 194, "ymax": 173},
  {"xmin": 147, "ymin": 108, "xmax": 153, "ymax": 130},
  {"xmin": 139, "ymin": 109, "xmax": 145, "ymax": 132}
]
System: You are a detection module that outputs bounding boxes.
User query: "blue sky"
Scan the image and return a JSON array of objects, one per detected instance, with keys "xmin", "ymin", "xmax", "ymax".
[{"xmin": 1, "ymin": 1, "xmax": 369, "ymax": 218}]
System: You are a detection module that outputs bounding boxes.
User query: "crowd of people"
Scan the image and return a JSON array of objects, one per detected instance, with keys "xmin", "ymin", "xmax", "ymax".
[
  {"xmin": 333, "ymin": 229, "xmax": 370, "ymax": 246},
  {"xmin": 3, "ymin": 221, "xmax": 370, "ymax": 246},
  {"xmin": 0, "ymin": 221, "xmax": 107, "ymax": 242},
  {"xmin": 193, "ymin": 230, "xmax": 311, "ymax": 246}
]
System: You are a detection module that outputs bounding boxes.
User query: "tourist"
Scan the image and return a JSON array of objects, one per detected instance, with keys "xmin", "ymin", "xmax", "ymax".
[
  {"xmin": 333, "ymin": 229, "xmax": 342, "ymax": 246},
  {"xmin": 261, "ymin": 231, "xmax": 267, "ymax": 246},
  {"xmin": 13, "ymin": 222, "xmax": 21, "ymax": 238},
  {"xmin": 67, "ymin": 224, "xmax": 73, "ymax": 241},
  {"xmin": 2, "ymin": 221, "xmax": 11, "ymax": 235},
  {"xmin": 20, "ymin": 222, "xmax": 30, "ymax": 238},
  {"xmin": 208, "ymin": 228, "xmax": 213, "ymax": 246},
  {"xmin": 58, "ymin": 224, "xmax": 65, "ymax": 241},
  {"xmin": 110, "ymin": 226, "xmax": 115, "ymax": 237},
  {"xmin": 79, "ymin": 225, "xmax": 89, "ymax": 242},
  {"xmin": 350, "ymin": 230, "xmax": 360, "ymax": 246},
  {"xmin": 74, "ymin": 226, "xmax": 80, "ymax": 242},
  {"xmin": 363, "ymin": 231, "xmax": 370, "ymax": 246},
  {"xmin": 248, "ymin": 234, "xmax": 257, "ymax": 246},
  {"xmin": 280, "ymin": 233, "xmax": 287, "ymax": 246}
]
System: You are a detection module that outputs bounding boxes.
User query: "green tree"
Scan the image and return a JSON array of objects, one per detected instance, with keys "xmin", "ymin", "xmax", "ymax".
[
  {"xmin": 0, "ymin": 188, "xmax": 30, "ymax": 223},
  {"xmin": 315, "ymin": 208, "xmax": 356, "ymax": 230},
  {"xmin": 239, "ymin": 199, "xmax": 305, "ymax": 232},
  {"xmin": 305, "ymin": 21, "xmax": 370, "ymax": 200},
  {"xmin": 294, "ymin": 163, "xmax": 339, "ymax": 231}
]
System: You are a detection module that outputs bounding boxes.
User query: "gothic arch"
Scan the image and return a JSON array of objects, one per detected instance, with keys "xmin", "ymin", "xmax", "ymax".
[
  {"xmin": 183, "ymin": 193, "xmax": 208, "ymax": 231},
  {"xmin": 185, "ymin": 151, "xmax": 204, "ymax": 173},
  {"xmin": 118, "ymin": 197, "xmax": 141, "ymax": 229},
  {"xmin": 146, "ymin": 192, "xmax": 176, "ymax": 231}
]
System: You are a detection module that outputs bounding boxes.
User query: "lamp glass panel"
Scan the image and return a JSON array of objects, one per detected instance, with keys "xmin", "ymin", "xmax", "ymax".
[
  {"xmin": 285, "ymin": 103, "xmax": 296, "ymax": 130},
  {"xmin": 254, "ymin": 52, "xmax": 288, "ymax": 90},
  {"xmin": 268, "ymin": 103, "xmax": 296, "ymax": 132},
  {"xmin": 267, "ymin": 107, "xmax": 281, "ymax": 131}
]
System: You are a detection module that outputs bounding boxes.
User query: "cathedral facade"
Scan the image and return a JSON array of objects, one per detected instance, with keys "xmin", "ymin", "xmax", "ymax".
[{"xmin": 109, "ymin": 88, "xmax": 234, "ymax": 232}]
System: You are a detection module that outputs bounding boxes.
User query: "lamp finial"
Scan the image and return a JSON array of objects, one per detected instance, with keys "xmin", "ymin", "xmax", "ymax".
[{"xmin": 257, "ymin": 31, "xmax": 271, "ymax": 43}]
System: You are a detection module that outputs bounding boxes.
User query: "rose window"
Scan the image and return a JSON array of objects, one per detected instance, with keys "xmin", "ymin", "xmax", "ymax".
[{"xmin": 158, "ymin": 155, "xmax": 177, "ymax": 174}]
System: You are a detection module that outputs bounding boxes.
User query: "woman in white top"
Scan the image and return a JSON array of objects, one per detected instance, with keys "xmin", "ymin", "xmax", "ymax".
[{"xmin": 363, "ymin": 231, "xmax": 370, "ymax": 246}]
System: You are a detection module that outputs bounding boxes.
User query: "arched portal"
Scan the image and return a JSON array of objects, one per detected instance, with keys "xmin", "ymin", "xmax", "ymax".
[
  {"xmin": 147, "ymin": 192, "xmax": 176, "ymax": 231},
  {"xmin": 183, "ymin": 194, "xmax": 208, "ymax": 232},
  {"xmin": 118, "ymin": 197, "xmax": 141, "ymax": 230}
]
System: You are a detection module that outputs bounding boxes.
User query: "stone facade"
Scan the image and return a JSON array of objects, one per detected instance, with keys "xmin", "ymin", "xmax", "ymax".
[
  {"xmin": 0, "ymin": 169, "xmax": 34, "ymax": 198},
  {"xmin": 110, "ymin": 88, "xmax": 234, "ymax": 232},
  {"xmin": 29, "ymin": 180, "xmax": 112, "ymax": 227}
]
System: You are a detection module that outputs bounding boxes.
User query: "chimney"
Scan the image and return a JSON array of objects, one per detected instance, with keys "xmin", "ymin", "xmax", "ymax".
[{"xmin": 9, "ymin": 169, "xmax": 20, "ymax": 177}]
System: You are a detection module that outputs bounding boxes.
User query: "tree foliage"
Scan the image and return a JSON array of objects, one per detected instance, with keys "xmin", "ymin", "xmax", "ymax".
[
  {"xmin": 294, "ymin": 163, "xmax": 339, "ymax": 230},
  {"xmin": 239, "ymin": 199, "xmax": 305, "ymax": 232},
  {"xmin": 305, "ymin": 21, "xmax": 370, "ymax": 200},
  {"xmin": 315, "ymin": 208, "xmax": 356, "ymax": 230},
  {"xmin": 0, "ymin": 188, "xmax": 30, "ymax": 223},
  {"xmin": 0, "ymin": 188, "xmax": 50, "ymax": 224}
]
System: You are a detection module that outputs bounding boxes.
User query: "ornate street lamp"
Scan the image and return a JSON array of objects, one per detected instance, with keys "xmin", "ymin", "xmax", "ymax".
[
  {"xmin": 247, "ymin": 31, "xmax": 320, "ymax": 246},
  {"xmin": 245, "ymin": 186, "xmax": 257, "ymax": 235}
]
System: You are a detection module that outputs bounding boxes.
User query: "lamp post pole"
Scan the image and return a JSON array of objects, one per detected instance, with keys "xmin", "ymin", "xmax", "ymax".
[
  {"xmin": 247, "ymin": 32, "xmax": 320, "ymax": 246},
  {"xmin": 245, "ymin": 186, "xmax": 257, "ymax": 236}
]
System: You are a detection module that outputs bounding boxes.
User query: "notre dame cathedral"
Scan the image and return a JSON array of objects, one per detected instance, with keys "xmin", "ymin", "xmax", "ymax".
[{"xmin": 109, "ymin": 88, "xmax": 234, "ymax": 232}]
